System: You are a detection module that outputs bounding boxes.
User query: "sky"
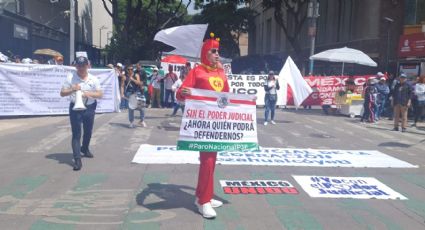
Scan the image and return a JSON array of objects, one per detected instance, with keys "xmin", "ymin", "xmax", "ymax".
[{"xmin": 183, "ymin": 0, "xmax": 201, "ymax": 15}]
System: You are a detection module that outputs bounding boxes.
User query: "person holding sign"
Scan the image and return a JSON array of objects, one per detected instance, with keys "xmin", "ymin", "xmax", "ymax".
[
  {"xmin": 263, "ymin": 71, "xmax": 280, "ymax": 125},
  {"xmin": 60, "ymin": 56, "xmax": 103, "ymax": 171},
  {"xmin": 177, "ymin": 33, "xmax": 229, "ymax": 219}
]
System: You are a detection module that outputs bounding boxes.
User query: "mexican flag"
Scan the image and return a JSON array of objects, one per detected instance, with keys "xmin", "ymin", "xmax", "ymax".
[{"xmin": 177, "ymin": 88, "xmax": 259, "ymax": 152}]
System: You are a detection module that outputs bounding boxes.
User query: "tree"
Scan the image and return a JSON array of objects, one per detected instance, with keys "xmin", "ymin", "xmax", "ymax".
[
  {"xmin": 101, "ymin": 0, "xmax": 191, "ymax": 62},
  {"xmin": 261, "ymin": 0, "xmax": 309, "ymax": 63},
  {"xmin": 192, "ymin": 0, "xmax": 255, "ymax": 58}
]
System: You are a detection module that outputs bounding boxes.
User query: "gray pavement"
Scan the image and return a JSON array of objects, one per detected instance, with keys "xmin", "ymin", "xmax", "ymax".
[{"xmin": 0, "ymin": 108, "xmax": 425, "ymax": 230}]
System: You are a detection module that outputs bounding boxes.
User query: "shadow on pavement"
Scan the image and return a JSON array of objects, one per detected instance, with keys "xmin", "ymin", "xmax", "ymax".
[
  {"xmin": 378, "ymin": 142, "xmax": 411, "ymax": 148},
  {"xmin": 45, "ymin": 153, "xmax": 74, "ymax": 168},
  {"xmin": 136, "ymin": 183, "xmax": 227, "ymax": 213}
]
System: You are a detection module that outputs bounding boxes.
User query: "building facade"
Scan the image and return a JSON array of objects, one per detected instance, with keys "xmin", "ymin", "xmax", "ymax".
[
  {"xmin": 249, "ymin": 0, "xmax": 405, "ymax": 75},
  {"xmin": 0, "ymin": 0, "xmax": 112, "ymax": 65}
]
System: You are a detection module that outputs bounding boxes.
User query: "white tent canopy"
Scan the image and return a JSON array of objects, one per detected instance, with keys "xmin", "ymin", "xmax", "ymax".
[{"xmin": 310, "ymin": 47, "xmax": 377, "ymax": 75}]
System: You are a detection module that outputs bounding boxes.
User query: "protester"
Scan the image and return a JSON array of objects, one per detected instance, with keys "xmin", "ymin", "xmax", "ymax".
[
  {"xmin": 60, "ymin": 56, "xmax": 103, "ymax": 171},
  {"xmin": 121, "ymin": 65, "xmax": 146, "ymax": 128},
  {"xmin": 164, "ymin": 65, "xmax": 178, "ymax": 108},
  {"xmin": 375, "ymin": 75, "xmax": 390, "ymax": 120},
  {"xmin": 413, "ymin": 75, "xmax": 425, "ymax": 127},
  {"xmin": 180, "ymin": 62, "xmax": 192, "ymax": 79},
  {"xmin": 150, "ymin": 67, "xmax": 163, "ymax": 108},
  {"xmin": 136, "ymin": 62, "xmax": 150, "ymax": 107},
  {"xmin": 170, "ymin": 73, "xmax": 185, "ymax": 116},
  {"xmin": 361, "ymin": 78, "xmax": 378, "ymax": 123},
  {"xmin": 116, "ymin": 63, "xmax": 128, "ymax": 110},
  {"xmin": 177, "ymin": 33, "xmax": 228, "ymax": 219},
  {"xmin": 263, "ymin": 70, "xmax": 280, "ymax": 125},
  {"xmin": 392, "ymin": 73, "xmax": 412, "ymax": 132}
]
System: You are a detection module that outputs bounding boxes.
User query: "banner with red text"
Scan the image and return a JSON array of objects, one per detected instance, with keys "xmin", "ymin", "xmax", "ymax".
[
  {"xmin": 177, "ymin": 88, "xmax": 258, "ymax": 152},
  {"xmin": 287, "ymin": 75, "xmax": 376, "ymax": 106}
]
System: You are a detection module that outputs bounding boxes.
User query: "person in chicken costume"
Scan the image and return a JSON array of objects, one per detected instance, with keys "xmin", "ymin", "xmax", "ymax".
[{"xmin": 177, "ymin": 33, "xmax": 229, "ymax": 219}]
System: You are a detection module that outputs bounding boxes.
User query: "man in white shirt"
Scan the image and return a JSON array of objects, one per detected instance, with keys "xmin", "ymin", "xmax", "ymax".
[{"xmin": 60, "ymin": 56, "xmax": 103, "ymax": 171}]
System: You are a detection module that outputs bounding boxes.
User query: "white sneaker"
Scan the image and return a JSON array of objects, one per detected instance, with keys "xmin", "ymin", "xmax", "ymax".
[
  {"xmin": 139, "ymin": 121, "xmax": 147, "ymax": 127},
  {"xmin": 128, "ymin": 123, "xmax": 135, "ymax": 128},
  {"xmin": 271, "ymin": 120, "xmax": 276, "ymax": 125},
  {"xmin": 210, "ymin": 199, "xmax": 223, "ymax": 208},
  {"xmin": 195, "ymin": 202, "xmax": 216, "ymax": 219},
  {"xmin": 196, "ymin": 198, "xmax": 223, "ymax": 208},
  {"xmin": 264, "ymin": 121, "xmax": 268, "ymax": 126}
]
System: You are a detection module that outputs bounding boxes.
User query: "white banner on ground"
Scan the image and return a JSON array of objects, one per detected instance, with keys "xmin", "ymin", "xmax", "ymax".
[
  {"xmin": 293, "ymin": 175, "xmax": 407, "ymax": 200},
  {"xmin": 177, "ymin": 88, "xmax": 258, "ymax": 152},
  {"xmin": 132, "ymin": 145, "xmax": 418, "ymax": 168},
  {"xmin": 0, "ymin": 63, "xmax": 119, "ymax": 116}
]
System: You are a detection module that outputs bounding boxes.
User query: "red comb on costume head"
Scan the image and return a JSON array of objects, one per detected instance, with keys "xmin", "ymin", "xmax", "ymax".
[{"xmin": 201, "ymin": 32, "xmax": 220, "ymax": 67}]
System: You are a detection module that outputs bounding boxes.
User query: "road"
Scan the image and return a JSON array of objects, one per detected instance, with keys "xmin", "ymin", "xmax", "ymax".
[{"xmin": 0, "ymin": 108, "xmax": 424, "ymax": 230}]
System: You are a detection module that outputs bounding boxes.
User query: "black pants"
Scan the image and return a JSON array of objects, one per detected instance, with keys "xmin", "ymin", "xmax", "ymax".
[{"xmin": 69, "ymin": 102, "xmax": 97, "ymax": 159}]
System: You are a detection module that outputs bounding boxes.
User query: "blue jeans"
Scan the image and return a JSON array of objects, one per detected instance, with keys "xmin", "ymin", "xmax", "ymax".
[
  {"xmin": 129, "ymin": 108, "xmax": 145, "ymax": 123},
  {"xmin": 69, "ymin": 102, "xmax": 97, "ymax": 159},
  {"xmin": 172, "ymin": 103, "xmax": 185, "ymax": 115},
  {"xmin": 375, "ymin": 97, "xmax": 387, "ymax": 119},
  {"xmin": 264, "ymin": 94, "xmax": 277, "ymax": 121},
  {"xmin": 164, "ymin": 89, "xmax": 174, "ymax": 108}
]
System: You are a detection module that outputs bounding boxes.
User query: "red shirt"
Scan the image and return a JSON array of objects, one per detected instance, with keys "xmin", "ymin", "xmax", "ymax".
[{"xmin": 176, "ymin": 64, "xmax": 229, "ymax": 101}]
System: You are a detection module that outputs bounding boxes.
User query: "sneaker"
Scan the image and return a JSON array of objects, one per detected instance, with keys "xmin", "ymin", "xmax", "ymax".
[
  {"xmin": 210, "ymin": 199, "xmax": 223, "ymax": 208},
  {"xmin": 196, "ymin": 198, "xmax": 223, "ymax": 208},
  {"xmin": 264, "ymin": 121, "xmax": 268, "ymax": 126},
  {"xmin": 271, "ymin": 120, "xmax": 276, "ymax": 125},
  {"xmin": 401, "ymin": 128, "xmax": 406, "ymax": 132},
  {"xmin": 411, "ymin": 123, "xmax": 417, "ymax": 127},
  {"xmin": 139, "ymin": 121, "xmax": 147, "ymax": 127},
  {"xmin": 195, "ymin": 202, "xmax": 216, "ymax": 219},
  {"xmin": 391, "ymin": 127, "xmax": 399, "ymax": 131},
  {"xmin": 73, "ymin": 158, "xmax": 82, "ymax": 171},
  {"xmin": 129, "ymin": 123, "xmax": 135, "ymax": 128}
]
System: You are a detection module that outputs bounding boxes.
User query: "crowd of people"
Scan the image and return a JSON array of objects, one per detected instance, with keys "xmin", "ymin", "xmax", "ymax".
[
  {"xmin": 111, "ymin": 61, "xmax": 192, "ymax": 128},
  {"xmin": 360, "ymin": 72, "xmax": 425, "ymax": 132},
  {"xmin": 0, "ymin": 52, "xmax": 64, "ymax": 65}
]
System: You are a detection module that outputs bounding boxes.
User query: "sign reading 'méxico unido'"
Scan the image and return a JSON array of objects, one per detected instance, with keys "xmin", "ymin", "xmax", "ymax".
[{"xmin": 177, "ymin": 88, "xmax": 258, "ymax": 152}]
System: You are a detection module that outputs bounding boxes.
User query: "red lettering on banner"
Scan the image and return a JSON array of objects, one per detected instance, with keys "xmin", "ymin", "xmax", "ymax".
[
  {"xmin": 223, "ymin": 187, "xmax": 299, "ymax": 195},
  {"xmin": 287, "ymin": 75, "xmax": 375, "ymax": 106},
  {"xmin": 240, "ymin": 187, "xmax": 258, "ymax": 194},
  {"xmin": 281, "ymin": 187, "xmax": 299, "ymax": 194}
]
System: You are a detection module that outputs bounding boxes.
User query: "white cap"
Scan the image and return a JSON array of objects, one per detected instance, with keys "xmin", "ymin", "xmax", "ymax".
[
  {"xmin": 116, "ymin": 63, "xmax": 123, "ymax": 68},
  {"xmin": 22, "ymin": 58, "xmax": 32, "ymax": 64},
  {"xmin": 153, "ymin": 66, "xmax": 159, "ymax": 71},
  {"xmin": 377, "ymin": 72, "xmax": 384, "ymax": 76},
  {"xmin": 380, "ymin": 77, "xmax": 386, "ymax": 80}
]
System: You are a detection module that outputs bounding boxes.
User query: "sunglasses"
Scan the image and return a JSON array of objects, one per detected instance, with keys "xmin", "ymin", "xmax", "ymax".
[
  {"xmin": 127, "ymin": 68, "xmax": 133, "ymax": 71},
  {"xmin": 210, "ymin": 48, "xmax": 219, "ymax": 54}
]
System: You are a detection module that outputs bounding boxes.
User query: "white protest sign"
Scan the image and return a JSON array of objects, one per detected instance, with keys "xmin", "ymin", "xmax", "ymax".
[
  {"xmin": 177, "ymin": 88, "xmax": 258, "ymax": 152},
  {"xmin": 132, "ymin": 145, "xmax": 418, "ymax": 168},
  {"xmin": 293, "ymin": 176, "xmax": 407, "ymax": 200},
  {"xmin": 227, "ymin": 74, "xmax": 285, "ymax": 106},
  {"xmin": 0, "ymin": 63, "xmax": 119, "ymax": 116}
]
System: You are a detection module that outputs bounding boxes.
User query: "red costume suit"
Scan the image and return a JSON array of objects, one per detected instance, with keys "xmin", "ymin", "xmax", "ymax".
[{"xmin": 177, "ymin": 36, "xmax": 229, "ymax": 205}]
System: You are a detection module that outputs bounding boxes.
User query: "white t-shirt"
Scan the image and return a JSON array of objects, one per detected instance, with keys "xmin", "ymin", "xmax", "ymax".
[
  {"xmin": 62, "ymin": 72, "xmax": 101, "ymax": 105},
  {"xmin": 151, "ymin": 73, "xmax": 162, "ymax": 89},
  {"xmin": 415, "ymin": 83, "xmax": 425, "ymax": 102}
]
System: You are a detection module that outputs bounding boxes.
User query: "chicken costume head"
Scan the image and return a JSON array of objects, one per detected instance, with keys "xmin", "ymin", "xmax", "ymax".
[{"xmin": 201, "ymin": 33, "xmax": 220, "ymax": 67}]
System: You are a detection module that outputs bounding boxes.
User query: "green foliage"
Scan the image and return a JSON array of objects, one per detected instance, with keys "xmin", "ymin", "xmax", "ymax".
[
  {"xmin": 192, "ymin": 0, "xmax": 255, "ymax": 58},
  {"xmin": 104, "ymin": 0, "xmax": 190, "ymax": 62}
]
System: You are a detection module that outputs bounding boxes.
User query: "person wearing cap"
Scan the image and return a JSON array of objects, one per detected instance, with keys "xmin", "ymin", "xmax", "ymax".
[
  {"xmin": 150, "ymin": 66, "xmax": 163, "ymax": 108},
  {"xmin": 176, "ymin": 33, "xmax": 229, "ymax": 219},
  {"xmin": 60, "ymin": 56, "xmax": 103, "ymax": 171},
  {"xmin": 263, "ymin": 70, "xmax": 280, "ymax": 125},
  {"xmin": 375, "ymin": 76, "xmax": 390, "ymax": 120},
  {"xmin": 391, "ymin": 73, "xmax": 412, "ymax": 132}
]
